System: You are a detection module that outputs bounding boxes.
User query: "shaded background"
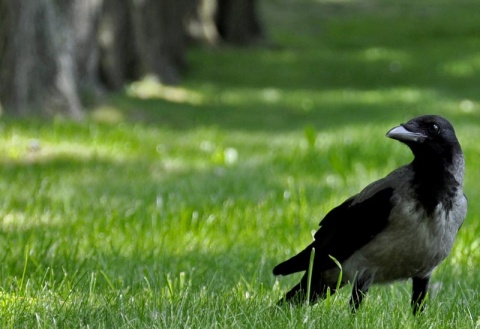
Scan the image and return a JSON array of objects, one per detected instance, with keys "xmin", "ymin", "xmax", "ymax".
[
  {"xmin": 0, "ymin": 0, "xmax": 264, "ymax": 117},
  {"xmin": 1, "ymin": 0, "xmax": 479, "ymax": 122}
]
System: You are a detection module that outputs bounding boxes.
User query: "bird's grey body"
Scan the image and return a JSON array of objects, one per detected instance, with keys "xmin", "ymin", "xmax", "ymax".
[
  {"xmin": 273, "ymin": 115, "xmax": 467, "ymax": 313},
  {"xmin": 322, "ymin": 166, "xmax": 466, "ymax": 286}
]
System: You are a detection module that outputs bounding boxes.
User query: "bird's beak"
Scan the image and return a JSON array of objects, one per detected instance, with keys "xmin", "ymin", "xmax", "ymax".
[{"xmin": 386, "ymin": 125, "xmax": 427, "ymax": 143}]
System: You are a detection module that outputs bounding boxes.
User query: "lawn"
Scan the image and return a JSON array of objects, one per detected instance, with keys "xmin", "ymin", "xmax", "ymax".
[{"xmin": 1, "ymin": 0, "xmax": 480, "ymax": 327}]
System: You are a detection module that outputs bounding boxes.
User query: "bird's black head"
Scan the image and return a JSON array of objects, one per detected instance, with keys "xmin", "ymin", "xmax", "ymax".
[
  {"xmin": 386, "ymin": 115, "xmax": 461, "ymax": 159},
  {"xmin": 387, "ymin": 115, "xmax": 464, "ymax": 214}
]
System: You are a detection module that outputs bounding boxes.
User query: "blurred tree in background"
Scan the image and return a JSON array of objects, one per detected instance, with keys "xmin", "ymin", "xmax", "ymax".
[{"xmin": 0, "ymin": 0, "xmax": 263, "ymax": 117}]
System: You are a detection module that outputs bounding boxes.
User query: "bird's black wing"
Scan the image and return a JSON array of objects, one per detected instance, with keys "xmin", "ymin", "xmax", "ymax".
[{"xmin": 273, "ymin": 187, "xmax": 394, "ymax": 276}]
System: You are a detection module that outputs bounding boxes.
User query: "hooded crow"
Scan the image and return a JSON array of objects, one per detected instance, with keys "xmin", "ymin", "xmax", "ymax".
[{"xmin": 273, "ymin": 115, "xmax": 467, "ymax": 314}]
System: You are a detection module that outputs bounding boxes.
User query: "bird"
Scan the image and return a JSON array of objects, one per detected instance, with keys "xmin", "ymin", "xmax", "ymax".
[{"xmin": 273, "ymin": 115, "xmax": 467, "ymax": 314}]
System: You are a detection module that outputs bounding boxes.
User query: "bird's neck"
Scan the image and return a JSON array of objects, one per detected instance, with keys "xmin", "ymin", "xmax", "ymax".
[{"xmin": 411, "ymin": 151, "xmax": 463, "ymax": 215}]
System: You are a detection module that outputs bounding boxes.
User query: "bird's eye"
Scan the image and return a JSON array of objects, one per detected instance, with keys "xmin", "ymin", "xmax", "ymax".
[{"xmin": 430, "ymin": 123, "xmax": 441, "ymax": 134}]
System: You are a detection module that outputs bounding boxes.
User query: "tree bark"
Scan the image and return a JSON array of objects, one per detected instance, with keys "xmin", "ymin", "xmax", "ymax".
[
  {"xmin": 99, "ymin": 0, "xmax": 195, "ymax": 87},
  {"xmin": 98, "ymin": 0, "xmax": 139, "ymax": 89},
  {"xmin": 130, "ymin": 0, "xmax": 193, "ymax": 84},
  {"xmin": 0, "ymin": 0, "xmax": 85, "ymax": 118},
  {"xmin": 72, "ymin": 0, "xmax": 104, "ymax": 95},
  {"xmin": 216, "ymin": 0, "xmax": 264, "ymax": 45}
]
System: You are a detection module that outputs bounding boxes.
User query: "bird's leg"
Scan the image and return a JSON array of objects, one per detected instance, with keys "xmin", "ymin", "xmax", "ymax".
[
  {"xmin": 350, "ymin": 274, "xmax": 373, "ymax": 313},
  {"xmin": 411, "ymin": 276, "xmax": 430, "ymax": 315}
]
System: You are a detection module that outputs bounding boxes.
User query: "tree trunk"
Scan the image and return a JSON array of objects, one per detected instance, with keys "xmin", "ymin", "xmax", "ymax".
[
  {"xmin": 216, "ymin": 0, "xmax": 264, "ymax": 45},
  {"xmin": 130, "ymin": 0, "xmax": 193, "ymax": 84},
  {"xmin": 72, "ymin": 0, "xmax": 104, "ymax": 96},
  {"xmin": 98, "ymin": 0, "xmax": 139, "ymax": 89},
  {"xmin": 99, "ymin": 0, "xmax": 195, "ymax": 87},
  {"xmin": 0, "ymin": 0, "xmax": 85, "ymax": 118}
]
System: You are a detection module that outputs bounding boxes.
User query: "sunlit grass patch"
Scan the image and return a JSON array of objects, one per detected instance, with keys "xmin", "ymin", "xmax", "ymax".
[{"xmin": 127, "ymin": 75, "xmax": 204, "ymax": 105}]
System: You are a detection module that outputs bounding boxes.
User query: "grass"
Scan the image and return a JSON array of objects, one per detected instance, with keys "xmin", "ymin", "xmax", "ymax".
[{"xmin": 1, "ymin": 0, "xmax": 480, "ymax": 327}]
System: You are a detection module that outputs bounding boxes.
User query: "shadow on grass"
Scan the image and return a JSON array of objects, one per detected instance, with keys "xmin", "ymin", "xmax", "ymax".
[{"xmin": 109, "ymin": 90, "xmax": 478, "ymax": 135}]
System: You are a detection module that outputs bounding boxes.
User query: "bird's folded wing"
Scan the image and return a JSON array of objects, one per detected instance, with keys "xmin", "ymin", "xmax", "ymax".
[
  {"xmin": 313, "ymin": 187, "xmax": 394, "ymax": 271},
  {"xmin": 273, "ymin": 187, "xmax": 394, "ymax": 276}
]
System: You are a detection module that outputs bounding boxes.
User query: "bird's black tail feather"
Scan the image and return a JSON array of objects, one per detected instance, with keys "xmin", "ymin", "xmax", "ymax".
[
  {"xmin": 272, "ymin": 243, "xmax": 314, "ymax": 276},
  {"xmin": 277, "ymin": 273, "xmax": 332, "ymax": 305}
]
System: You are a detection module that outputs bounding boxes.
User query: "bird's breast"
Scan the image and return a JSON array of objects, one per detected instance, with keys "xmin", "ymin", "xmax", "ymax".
[{"xmin": 328, "ymin": 197, "xmax": 464, "ymax": 285}]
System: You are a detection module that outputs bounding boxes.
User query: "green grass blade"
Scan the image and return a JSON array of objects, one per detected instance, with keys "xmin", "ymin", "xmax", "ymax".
[{"xmin": 306, "ymin": 247, "xmax": 316, "ymax": 304}]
